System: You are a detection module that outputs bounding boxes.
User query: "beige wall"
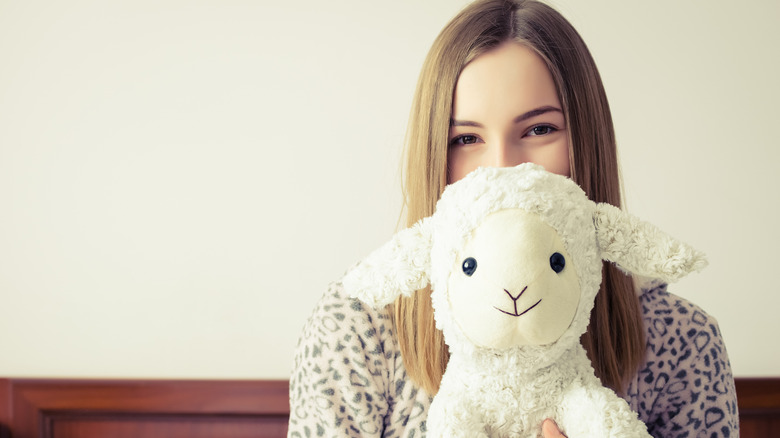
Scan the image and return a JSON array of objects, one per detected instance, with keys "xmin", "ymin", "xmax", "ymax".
[{"xmin": 0, "ymin": 0, "xmax": 777, "ymax": 379}]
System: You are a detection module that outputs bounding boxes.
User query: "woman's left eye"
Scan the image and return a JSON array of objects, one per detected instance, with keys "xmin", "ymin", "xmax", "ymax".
[{"xmin": 526, "ymin": 125, "xmax": 557, "ymax": 136}]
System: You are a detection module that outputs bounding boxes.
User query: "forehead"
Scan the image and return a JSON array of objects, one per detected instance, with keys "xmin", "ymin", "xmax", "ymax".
[
  {"xmin": 464, "ymin": 208, "xmax": 564, "ymax": 252},
  {"xmin": 472, "ymin": 208, "xmax": 553, "ymax": 240},
  {"xmin": 453, "ymin": 42, "xmax": 560, "ymax": 119}
]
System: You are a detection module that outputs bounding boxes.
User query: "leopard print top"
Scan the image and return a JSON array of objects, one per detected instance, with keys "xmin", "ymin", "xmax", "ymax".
[{"xmin": 288, "ymin": 280, "xmax": 738, "ymax": 437}]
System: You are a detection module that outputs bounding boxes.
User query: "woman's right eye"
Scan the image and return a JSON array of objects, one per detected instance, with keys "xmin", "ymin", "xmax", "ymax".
[{"xmin": 449, "ymin": 135, "xmax": 479, "ymax": 146}]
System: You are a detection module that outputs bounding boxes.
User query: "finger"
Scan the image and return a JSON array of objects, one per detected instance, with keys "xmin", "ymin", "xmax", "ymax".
[{"xmin": 541, "ymin": 419, "xmax": 567, "ymax": 438}]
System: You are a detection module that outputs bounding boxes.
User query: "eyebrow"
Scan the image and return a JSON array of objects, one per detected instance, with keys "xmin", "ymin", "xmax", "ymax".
[{"xmin": 450, "ymin": 105, "xmax": 563, "ymax": 127}]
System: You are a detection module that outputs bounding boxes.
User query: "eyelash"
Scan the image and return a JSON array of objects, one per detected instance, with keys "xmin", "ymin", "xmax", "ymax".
[
  {"xmin": 526, "ymin": 124, "xmax": 558, "ymax": 136},
  {"xmin": 449, "ymin": 124, "xmax": 558, "ymax": 147},
  {"xmin": 449, "ymin": 134, "xmax": 480, "ymax": 147}
]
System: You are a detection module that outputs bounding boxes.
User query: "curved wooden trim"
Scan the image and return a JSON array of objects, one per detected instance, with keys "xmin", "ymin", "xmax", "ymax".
[
  {"xmin": 736, "ymin": 377, "xmax": 780, "ymax": 411},
  {"xmin": 735, "ymin": 377, "xmax": 780, "ymax": 436},
  {"xmin": 0, "ymin": 379, "xmax": 289, "ymax": 438},
  {"xmin": 0, "ymin": 379, "xmax": 11, "ymax": 438},
  {"xmin": 0, "ymin": 377, "xmax": 778, "ymax": 438}
]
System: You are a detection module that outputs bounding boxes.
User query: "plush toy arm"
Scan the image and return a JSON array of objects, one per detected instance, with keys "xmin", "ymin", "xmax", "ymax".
[
  {"xmin": 594, "ymin": 203, "xmax": 707, "ymax": 283},
  {"xmin": 558, "ymin": 383, "xmax": 652, "ymax": 438},
  {"xmin": 342, "ymin": 218, "xmax": 433, "ymax": 307},
  {"xmin": 427, "ymin": 394, "xmax": 490, "ymax": 438}
]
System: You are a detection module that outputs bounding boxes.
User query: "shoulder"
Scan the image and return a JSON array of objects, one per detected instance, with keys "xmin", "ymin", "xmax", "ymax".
[
  {"xmin": 628, "ymin": 282, "xmax": 739, "ymax": 437},
  {"xmin": 291, "ymin": 278, "xmax": 397, "ymax": 387},
  {"xmin": 288, "ymin": 278, "xmax": 396, "ymax": 436},
  {"xmin": 639, "ymin": 282, "xmax": 723, "ymax": 359},
  {"xmin": 301, "ymin": 278, "xmax": 394, "ymax": 340},
  {"xmin": 289, "ymin": 277, "xmax": 431, "ymax": 437}
]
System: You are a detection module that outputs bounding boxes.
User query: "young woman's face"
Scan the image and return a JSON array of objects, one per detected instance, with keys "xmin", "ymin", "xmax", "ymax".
[{"xmin": 448, "ymin": 42, "xmax": 570, "ymax": 183}]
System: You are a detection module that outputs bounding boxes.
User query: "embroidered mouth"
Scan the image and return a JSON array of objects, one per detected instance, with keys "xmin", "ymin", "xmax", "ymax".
[{"xmin": 494, "ymin": 299, "xmax": 542, "ymax": 317}]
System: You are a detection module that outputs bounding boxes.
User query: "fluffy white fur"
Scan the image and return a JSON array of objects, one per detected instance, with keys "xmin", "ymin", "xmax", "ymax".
[{"xmin": 342, "ymin": 163, "xmax": 707, "ymax": 438}]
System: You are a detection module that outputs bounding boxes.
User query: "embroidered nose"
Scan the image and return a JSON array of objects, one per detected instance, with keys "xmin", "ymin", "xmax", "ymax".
[
  {"xmin": 495, "ymin": 286, "xmax": 542, "ymax": 317},
  {"xmin": 504, "ymin": 286, "xmax": 527, "ymax": 301}
]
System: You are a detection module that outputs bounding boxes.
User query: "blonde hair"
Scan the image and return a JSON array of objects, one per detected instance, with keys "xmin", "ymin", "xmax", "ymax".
[{"xmin": 395, "ymin": 0, "xmax": 644, "ymax": 395}]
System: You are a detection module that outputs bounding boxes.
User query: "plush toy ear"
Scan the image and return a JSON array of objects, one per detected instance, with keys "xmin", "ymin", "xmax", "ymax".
[
  {"xmin": 594, "ymin": 203, "xmax": 708, "ymax": 282},
  {"xmin": 342, "ymin": 218, "xmax": 433, "ymax": 307}
]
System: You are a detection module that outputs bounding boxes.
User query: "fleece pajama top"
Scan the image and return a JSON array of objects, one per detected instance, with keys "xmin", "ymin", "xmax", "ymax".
[{"xmin": 288, "ymin": 279, "xmax": 739, "ymax": 438}]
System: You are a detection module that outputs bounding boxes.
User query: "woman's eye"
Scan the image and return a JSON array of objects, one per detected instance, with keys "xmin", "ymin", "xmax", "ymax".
[
  {"xmin": 527, "ymin": 125, "xmax": 556, "ymax": 136},
  {"xmin": 450, "ymin": 135, "xmax": 479, "ymax": 146}
]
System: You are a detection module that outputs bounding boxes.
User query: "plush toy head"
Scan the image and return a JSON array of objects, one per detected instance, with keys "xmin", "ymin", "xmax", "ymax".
[{"xmin": 344, "ymin": 163, "xmax": 706, "ymax": 371}]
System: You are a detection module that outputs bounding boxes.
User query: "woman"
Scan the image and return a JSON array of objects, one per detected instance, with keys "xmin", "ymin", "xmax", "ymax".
[{"xmin": 288, "ymin": 1, "xmax": 738, "ymax": 436}]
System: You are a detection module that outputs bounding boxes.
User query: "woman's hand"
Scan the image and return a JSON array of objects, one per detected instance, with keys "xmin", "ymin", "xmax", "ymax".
[{"xmin": 542, "ymin": 419, "xmax": 567, "ymax": 438}]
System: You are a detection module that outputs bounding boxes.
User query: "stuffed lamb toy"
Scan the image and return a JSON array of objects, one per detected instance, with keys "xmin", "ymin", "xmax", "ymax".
[{"xmin": 343, "ymin": 163, "xmax": 706, "ymax": 438}]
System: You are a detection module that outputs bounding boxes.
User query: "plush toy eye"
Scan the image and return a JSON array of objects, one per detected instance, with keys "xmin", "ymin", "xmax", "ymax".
[
  {"xmin": 550, "ymin": 252, "xmax": 565, "ymax": 273},
  {"xmin": 462, "ymin": 257, "xmax": 477, "ymax": 276}
]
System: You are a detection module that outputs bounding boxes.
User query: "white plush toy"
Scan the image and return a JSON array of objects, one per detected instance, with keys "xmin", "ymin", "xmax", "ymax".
[{"xmin": 343, "ymin": 163, "xmax": 707, "ymax": 438}]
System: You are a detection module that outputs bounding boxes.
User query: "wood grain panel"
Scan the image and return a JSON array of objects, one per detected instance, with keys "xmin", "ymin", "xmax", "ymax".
[
  {"xmin": 0, "ymin": 379, "xmax": 288, "ymax": 438},
  {"xmin": 0, "ymin": 377, "xmax": 778, "ymax": 438},
  {"xmin": 0, "ymin": 379, "xmax": 11, "ymax": 438},
  {"xmin": 47, "ymin": 413, "xmax": 288, "ymax": 438},
  {"xmin": 736, "ymin": 377, "xmax": 780, "ymax": 436}
]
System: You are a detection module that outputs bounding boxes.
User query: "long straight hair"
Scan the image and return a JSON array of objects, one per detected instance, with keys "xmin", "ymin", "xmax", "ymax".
[{"xmin": 395, "ymin": 0, "xmax": 644, "ymax": 395}]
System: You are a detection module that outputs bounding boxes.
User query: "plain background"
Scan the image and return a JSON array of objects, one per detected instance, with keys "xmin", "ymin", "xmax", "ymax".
[{"xmin": 1, "ymin": 0, "xmax": 778, "ymax": 379}]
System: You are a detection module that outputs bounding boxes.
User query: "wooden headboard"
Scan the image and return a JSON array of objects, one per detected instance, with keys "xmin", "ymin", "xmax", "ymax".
[
  {"xmin": 0, "ymin": 379, "xmax": 288, "ymax": 438},
  {"xmin": 1, "ymin": 378, "xmax": 777, "ymax": 437}
]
